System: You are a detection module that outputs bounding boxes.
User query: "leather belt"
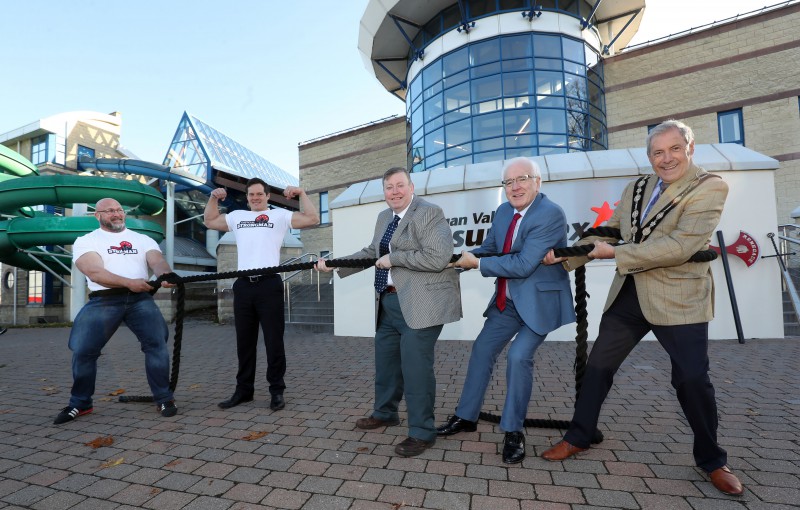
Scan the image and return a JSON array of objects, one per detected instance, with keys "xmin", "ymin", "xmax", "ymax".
[
  {"xmin": 384, "ymin": 286, "xmax": 397, "ymax": 294},
  {"xmin": 241, "ymin": 274, "xmax": 278, "ymax": 283},
  {"xmin": 88, "ymin": 288, "xmax": 140, "ymax": 298}
]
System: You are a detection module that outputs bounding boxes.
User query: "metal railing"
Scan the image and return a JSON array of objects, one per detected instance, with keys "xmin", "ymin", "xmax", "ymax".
[
  {"xmin": 774, "ymin": 224, "xmax": 800, "ymax": 327},
  {"xmin": 282, "ymin": 252, "xmax": 333, "ymax": 323}
]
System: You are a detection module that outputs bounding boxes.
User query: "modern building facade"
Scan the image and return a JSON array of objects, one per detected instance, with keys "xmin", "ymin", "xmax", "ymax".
[
  {"xmin": 0, "ymin": 111, "xmax": 300, "ymax": 325},
  {"xmin": 301, "ymin": 1, "xmax": 800, "ymax": 264},
  {"xmin": 360, "ymin": 0, "xmax": 645, "ymax": 172}
]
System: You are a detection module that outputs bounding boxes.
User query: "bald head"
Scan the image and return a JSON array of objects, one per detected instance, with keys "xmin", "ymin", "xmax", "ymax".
[{"xmin": 94, "ymin": 198, "xmax": 126, "ymax": 233}]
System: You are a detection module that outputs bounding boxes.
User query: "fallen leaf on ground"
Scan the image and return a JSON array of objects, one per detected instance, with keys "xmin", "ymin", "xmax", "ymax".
[
  {"xmin": 242, "ymin": 431, "xmax": 269, "ymax": 441},
  {"xmin": 41, "ymin": 386, "xmax": 56, "ymax": 392},
  {"xmin": 391, "ymin": 502, "xmax": 406, "ymax": 510},
  {"xmin": 85, "ymin": 436, "xmax": 114, "ymax": 449},
  {"xmin": 98, "ymin": 397, "xmax": 113, "ymax": 402},
  {"xmin": 164, "ymin": 459, "xmax": 182, "ymax": 468},
  {"xmin": 108, "ymin": 389, "xmax": 126, "ymax": 396},
  {"xmin": 99, "ymin": 457, "xmax": 124, "ymax": 468},
  {"xmin": 357, "ymin": 447, "xmax": 369, "ymax": 452},
  {"xmin": 189, "ymin": 384, "xmax": 201, "ymax": 389}
]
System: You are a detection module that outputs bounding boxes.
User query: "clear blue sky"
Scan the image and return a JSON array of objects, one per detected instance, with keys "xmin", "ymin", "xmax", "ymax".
[{"xmin": 0, "ymin": 0, "xmax": 770, "ymax": 178}]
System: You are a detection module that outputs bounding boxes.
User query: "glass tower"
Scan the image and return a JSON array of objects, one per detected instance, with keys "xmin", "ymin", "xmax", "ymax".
[{"xmin": 394, "ymin": 2, "xmax": 608, "ymax": 172}]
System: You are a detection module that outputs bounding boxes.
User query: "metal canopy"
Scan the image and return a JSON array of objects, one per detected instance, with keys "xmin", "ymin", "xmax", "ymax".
[{"xmin": 358, "ymin": 0, "xmax": 646, "ymax": 98}]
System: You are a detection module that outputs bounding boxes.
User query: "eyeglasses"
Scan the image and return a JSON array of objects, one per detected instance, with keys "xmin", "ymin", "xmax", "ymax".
[
  {"xmin": 96, "ymin": 208, "xmax": 125, "ymax": 215},
  {"xmin": 501, "ymin": 175, "xmax": 537, "ymax": 187}
]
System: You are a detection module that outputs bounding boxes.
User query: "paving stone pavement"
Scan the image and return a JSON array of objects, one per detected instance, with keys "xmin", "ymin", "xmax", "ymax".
[{"xmin": 0, "ymin": 322, "xmax": 798, "ymax": 509}]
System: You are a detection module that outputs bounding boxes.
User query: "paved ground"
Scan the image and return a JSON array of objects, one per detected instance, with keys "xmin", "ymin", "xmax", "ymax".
[{"xmin": 0, "ymin": 322, "xmax": 798, "ymax": 509}]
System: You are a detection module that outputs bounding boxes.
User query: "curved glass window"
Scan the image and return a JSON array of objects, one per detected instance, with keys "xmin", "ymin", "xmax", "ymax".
[
  {"xmin": 409, "ymin": 1, "xmax": 599, "ymax": 61},
  {"xmin": 407, "ymin": 33, "xmax": 605, "ymax": 172}
]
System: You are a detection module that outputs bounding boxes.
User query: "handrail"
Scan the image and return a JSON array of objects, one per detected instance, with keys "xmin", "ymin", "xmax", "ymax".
[
  {"xmin": 282, "ymin": 252, "xmax": 334, "ymax": 323},
  {"xmin": 771, "ymin": 229, "xmax": 800, "ymax": 330}
]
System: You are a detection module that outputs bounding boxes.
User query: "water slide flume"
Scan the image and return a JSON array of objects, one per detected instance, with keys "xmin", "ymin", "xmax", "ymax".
[{"xmin": 0, "ymin": 174, "xmax": 166, "ymax": 273}]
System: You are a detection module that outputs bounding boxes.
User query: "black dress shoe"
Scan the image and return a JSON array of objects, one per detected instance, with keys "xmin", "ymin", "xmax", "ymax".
[
  {"xmin": 502, "ymin": 431, "xmax": 526, "ymax": 464},
  {"xmin": 218, "ymin": 392, "xmax": 253, "ymax": 409},
  {"xmin": 270, "ymin": 394, "xmax": 285, "ymax": 411},
  {"xmin": 436, "ymin": 415, "xmax": 478, "ymax": 436}
]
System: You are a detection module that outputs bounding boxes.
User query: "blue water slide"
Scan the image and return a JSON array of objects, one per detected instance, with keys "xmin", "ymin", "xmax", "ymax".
[{"xmin": 78, "ymin": 157, "xmax": 214, "ymax": 194}]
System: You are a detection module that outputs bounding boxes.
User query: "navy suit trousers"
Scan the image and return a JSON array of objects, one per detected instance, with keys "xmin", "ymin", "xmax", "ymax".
[{"xmin": 564, "ymin": 277, "xmax": 727, "ymax": 472}]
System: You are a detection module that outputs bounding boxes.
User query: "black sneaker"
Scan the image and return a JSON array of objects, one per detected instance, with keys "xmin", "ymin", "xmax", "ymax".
[
  {"xmin": 158, "ymin": 400, "xmax": 178, "ymax": 417},
  {"xmin": 53, "ymin": 406, "xmax": 93, "ymax": 425}
]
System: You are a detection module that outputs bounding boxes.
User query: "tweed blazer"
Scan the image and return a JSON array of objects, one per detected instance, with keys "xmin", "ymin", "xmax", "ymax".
[
  {"xmin": 475, "ymin": 193, "xmax": 576, "ymax": 335},
  {"xmin": 572, "ymin": 164, "xmax": 728, "ymax": 326},
  {"xmin": 338, "ymin": 195, "xmax": 462, "ymax": 330}
]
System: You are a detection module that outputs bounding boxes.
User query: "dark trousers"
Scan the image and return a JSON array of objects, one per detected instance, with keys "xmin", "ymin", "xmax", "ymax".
[
  {"xmin": 564, "ymin": 277, "xmax": 727, "ymax": 472},
  {"xmin": 232, "ymin": 275, "xmax": 286, "ymax": 396},
  {"xmin": 373, "ymin": 292, "xmax": 442, "ymax": 442}
]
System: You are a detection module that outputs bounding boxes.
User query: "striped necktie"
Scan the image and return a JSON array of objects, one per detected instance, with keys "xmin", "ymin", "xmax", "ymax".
[{"xmin": 642, "ymin": 181, "xmax": 668, "ymax": 223}]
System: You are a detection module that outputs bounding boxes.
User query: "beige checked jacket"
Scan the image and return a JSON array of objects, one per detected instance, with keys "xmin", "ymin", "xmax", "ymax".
[{"xmin": 571, "ymin": 165, "xmax": 728, "ymax": 326}]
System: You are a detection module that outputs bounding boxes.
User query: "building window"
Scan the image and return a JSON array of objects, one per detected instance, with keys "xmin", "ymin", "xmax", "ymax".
[
  {"xmin": 30, "ymin": 134, "xmax": 65, "ymax": 165},
  {"xmin": 406, "ymin": 32, "xmax": 605, "ymax": 172},
  {"xmin": 54, "ymin": 135, "xmax": 66, "ymax": 165},
  {"xmin": 77, "ymin": 145, "xmax": 95, "ymax": 162},
  {"xmin": 718, "ymin": 109, "xmax": 744, "ymax": 145},
  {"xmin": 28, "ymin": 271, "xmax": 43, "ymax": 304},
  {"xmin": 320, "ymin": 192, "xmax": 329, "ymax": 224},
  {"xmin": 31, "ymin": 135, "xmax": 47, "ymax": 165}
]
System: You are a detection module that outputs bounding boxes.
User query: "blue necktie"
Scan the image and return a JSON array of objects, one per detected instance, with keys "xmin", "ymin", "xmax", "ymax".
[
  {"xmin": 374, "ymin": 215, "xmax": 400, "ymax": 293},
  {"xmin": 642, "ymin": 181, "xmax": 668, "ymax": 223}
]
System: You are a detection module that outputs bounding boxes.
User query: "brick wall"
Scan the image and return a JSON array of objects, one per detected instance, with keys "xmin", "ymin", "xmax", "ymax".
[
  {"xmin": 605, "ymin": 5, "xmax": 800, "ymax": 222},
  {"xmin": 298, "ymin": 118, "xmax": 407, "ymax": 259}
]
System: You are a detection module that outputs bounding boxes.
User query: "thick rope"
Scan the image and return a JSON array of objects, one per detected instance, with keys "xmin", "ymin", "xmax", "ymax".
[
  {"xmin": 478, "ymin": 227, "xmax": 715, "ymax": 442},
  {"xmin": 120, "ymin": 236, "xmax": 716, "ymax": 444}
]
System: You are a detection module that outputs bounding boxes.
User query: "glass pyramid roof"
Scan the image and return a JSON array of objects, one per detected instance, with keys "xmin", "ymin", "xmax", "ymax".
[{"xmin": 163, "ymin": 112, "xmax": 297, "ymax": 189}]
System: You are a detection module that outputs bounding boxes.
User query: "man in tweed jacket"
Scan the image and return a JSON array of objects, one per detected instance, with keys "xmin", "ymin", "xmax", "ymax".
[
  {"xmin": 540, "ymin": 120, "xmax": 743, "ymax": 496},
  {"xmin": 317, "ymin": 167, "xmax": 462, "ymax": 457}
]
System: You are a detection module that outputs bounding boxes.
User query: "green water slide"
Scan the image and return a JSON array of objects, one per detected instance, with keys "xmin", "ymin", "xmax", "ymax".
[
  {"xmin": 0, "ymin": 143, "xmax": 39, "ymax": 177},
  {"xmin": 0, "ymin": 150, "xmax": 166, "ymax": 273}
]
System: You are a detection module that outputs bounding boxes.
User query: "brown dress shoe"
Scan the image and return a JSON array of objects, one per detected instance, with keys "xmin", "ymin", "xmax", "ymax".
[
  {"xmin": 709, "ymin": 466, "xmax": 744, "ymax": 496},
  {"xmin": 355, "ymin": 416, "xmax": 400, "ymax": 429},
  {"xmin": 541, "ymin": 440, "xmax": 587, "ymax": 461},
  {"xmin": 395, "ymin": 437, "xmax": 434, "ymax": 457}
]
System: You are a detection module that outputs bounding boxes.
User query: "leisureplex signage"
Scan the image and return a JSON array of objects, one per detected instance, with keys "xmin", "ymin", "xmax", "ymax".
[{"xmin": 426, "ymin": 177, "xmax": 634, "ymax": 250}]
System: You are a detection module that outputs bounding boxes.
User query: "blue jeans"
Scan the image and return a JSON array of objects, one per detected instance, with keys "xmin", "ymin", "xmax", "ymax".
[{"xmin": 68, "ymin": 292, "xmax": 173, "ymax": 408}]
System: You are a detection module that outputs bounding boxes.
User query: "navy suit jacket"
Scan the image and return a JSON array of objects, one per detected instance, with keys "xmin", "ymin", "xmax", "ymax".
[{"xmin": 475, "ymin": 192, "xmax": 576, "ymax": 335}]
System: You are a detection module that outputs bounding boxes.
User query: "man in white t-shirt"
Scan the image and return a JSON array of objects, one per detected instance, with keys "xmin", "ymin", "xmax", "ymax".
[
  {"xmin": 53, "ymin": 198, "xmax": 177, "ymax": 425},
  {"xmin": 204, "ymin": 177, "xmax": 319, "ymax": 411}
]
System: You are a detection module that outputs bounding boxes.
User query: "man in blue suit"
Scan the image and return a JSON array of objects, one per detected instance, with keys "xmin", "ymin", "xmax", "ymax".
[{"xmin": 436, "ymin": 157, "xmax": 575, "ymax": 463}]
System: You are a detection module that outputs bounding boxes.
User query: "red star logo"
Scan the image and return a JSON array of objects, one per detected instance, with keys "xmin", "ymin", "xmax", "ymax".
[{"xmin": 590, "ymin": 201, "xmax": 619, "ymax": 228}]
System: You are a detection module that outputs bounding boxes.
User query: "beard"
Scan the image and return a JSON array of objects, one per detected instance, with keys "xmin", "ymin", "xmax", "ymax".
[{"xmin": 100, "ymin": 217, "xmax": 126, "ymax": 233}]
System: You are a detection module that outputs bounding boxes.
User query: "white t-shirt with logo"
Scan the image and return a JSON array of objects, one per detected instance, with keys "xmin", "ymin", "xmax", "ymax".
[
  {"xmin": 72, "ymin": 228, "xmax": 161, "ymax": 291},
  {"xmin": 225, "ymin": 208, "xmax": 292, "ymax": 270}
]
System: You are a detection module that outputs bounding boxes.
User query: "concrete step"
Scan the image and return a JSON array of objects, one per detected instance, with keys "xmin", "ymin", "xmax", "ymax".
[{"xmin": 285, "ymin": 322, "xmax": 334, "ymax": 334}]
